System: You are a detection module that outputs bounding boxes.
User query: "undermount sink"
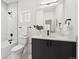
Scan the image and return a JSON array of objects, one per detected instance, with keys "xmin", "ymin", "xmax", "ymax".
[{"xmin": 40, "ymin": 32, "xmax": 64, "ymax": 38}]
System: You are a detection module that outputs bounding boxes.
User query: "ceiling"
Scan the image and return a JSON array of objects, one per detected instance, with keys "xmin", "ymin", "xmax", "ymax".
[
  {"xmin": 2, "ymin": 0, "xmax": 60, "ymax": 4},
  {"xmin": 2, "ymin": 0, "xmax": 17, "ymax": 4}
]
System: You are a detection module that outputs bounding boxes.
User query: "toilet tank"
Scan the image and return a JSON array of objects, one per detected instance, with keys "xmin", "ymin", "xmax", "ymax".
[
  {"xmin": 18, "ymin": 25, "xmax": 28, "ymax": 45},
  {"xmin": 18, "ymin": 38, "xmax": 27, "ymax": 45},
  {"xmin": 18, "ymin": 25, "xmax": 31, "ymax": 46}
]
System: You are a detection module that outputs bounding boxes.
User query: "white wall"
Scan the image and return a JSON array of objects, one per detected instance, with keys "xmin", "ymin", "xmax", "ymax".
[
  {"xmin": 18, "ymin": 0, "xmax": 59, "ymax": 37},
  {"xmin": 18, "ymin": 0, "xmax": 40, "ymax": 26},
  {"xmin": 18, "ymin": 0, "xmax": 78, "ymax": 38},
  {"xmin": 54, "ymin": 2, "xmax": 64, "ymax": 33},
  {"xmin": 54, "ymin": 0, "xmax": 78, "ymax": 37},
  {"xmin": 64, "ymin": 0, "xmax": 78, "ymax": 36},
  {"xmin": 18, "ymin": 0, "xmax": 40, "ymax": 38},
  {"xmin": 7, "ymin": 2, "xmax": 18, "ymax": 42},
  {"xmin": 55, "ymin": 2, "xmax": 64, "ymax": 23},
  {"xmin": 36, "ymin": 10, "xmax": 44, "ymax": 25},
  {"xmin": 1, "ymin": 1, "xmax": 8, "ymax": 42}
]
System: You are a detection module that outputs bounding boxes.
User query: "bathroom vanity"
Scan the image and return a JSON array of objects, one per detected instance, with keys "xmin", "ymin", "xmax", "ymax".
[{"xmin": 32, "ymin": 36, "xmax": 76, "ymax": 59}]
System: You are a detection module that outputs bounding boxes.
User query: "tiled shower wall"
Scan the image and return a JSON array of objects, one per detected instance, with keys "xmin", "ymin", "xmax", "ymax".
[
  {"xmin": 1, "ymin": 1, "xmax": 8, "ymax": 42},
  {"xmin": 1, "ymin": 1, "xmax": 18, "ymax": 42}
]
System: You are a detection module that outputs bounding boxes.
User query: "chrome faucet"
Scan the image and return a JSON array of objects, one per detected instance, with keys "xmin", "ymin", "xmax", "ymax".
[
  {"xmin": 8, "ymin": 33, "xmax": 13, "ymax": 44},
  {"xmin": 8, "ymin": 39, "xmax": 12, "ymax": 44}
]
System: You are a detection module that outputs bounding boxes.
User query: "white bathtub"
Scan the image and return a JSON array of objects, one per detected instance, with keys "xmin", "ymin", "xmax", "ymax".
[{"xmin": 1, "ymin": 41, "xmax": 17, "ymax": 59}]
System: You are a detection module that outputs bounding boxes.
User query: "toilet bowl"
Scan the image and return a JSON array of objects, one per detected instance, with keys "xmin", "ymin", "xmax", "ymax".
[
  {"xmin": 11, "ymin": 44, "xmax": 24, "ymax": 54},
  {"xmin": 9, "ymin": 44, "xmax": 24, "ymax": 59},
  {"xmin": 10, "ymin": 38, "xmax": 28, "ymax": 59}
]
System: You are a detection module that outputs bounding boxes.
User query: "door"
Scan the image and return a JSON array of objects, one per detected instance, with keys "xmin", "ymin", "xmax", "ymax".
[
  {"xmin": 48, "ymin": 40, "xmax": 63, "ymax": 59},
  {"xmin": 48, "ymin": 40, "xmax": 76, "ymax": 59},
  {"xmin": 32, "ymin": 39, "xmax": 49, "ymax": 59},
  {"xmin": 60, "ymin": 41, "xmax": 76, "ymax": 59}
]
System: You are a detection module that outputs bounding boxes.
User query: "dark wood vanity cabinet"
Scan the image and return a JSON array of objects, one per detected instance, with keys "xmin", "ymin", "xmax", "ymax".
[{"xmin": 32, "ymin": 38, "xmax": 76, "ymax": 59}]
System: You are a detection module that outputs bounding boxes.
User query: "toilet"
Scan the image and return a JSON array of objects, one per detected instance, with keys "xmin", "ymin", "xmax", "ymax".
[
  {"xmin": 9, "ymin": 26, "xmax": 31, "ymax": 59},
  {"xmin": 10, "ymin": 38, "xmax": 28, "ymax": 59}
]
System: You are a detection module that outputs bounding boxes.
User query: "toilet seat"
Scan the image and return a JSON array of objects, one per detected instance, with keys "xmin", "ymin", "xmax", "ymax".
[{"xmin": 11, "ymin": 45, "xmax": 24, "ymax": 52}]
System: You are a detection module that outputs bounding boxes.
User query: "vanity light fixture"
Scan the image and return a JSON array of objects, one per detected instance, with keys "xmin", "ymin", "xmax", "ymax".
[
  {"xmin": 40, "ymin": 3, "xmax": 58, "ymax": 8},
  {"xmin": 40, "ymin": 0, "xmax": 58, "ymax": 5},
  {"xmin": 40, "ymin": 0, "xmax": 58, "ymax": 8}
]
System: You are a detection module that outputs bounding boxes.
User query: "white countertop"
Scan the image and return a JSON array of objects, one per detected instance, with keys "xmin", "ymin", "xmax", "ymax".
[{"xmin": 32, "ymin": 35, "xmax": 77, "ymax": 42}]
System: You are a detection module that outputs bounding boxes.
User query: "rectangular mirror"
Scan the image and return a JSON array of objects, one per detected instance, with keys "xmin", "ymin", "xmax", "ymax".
[{"xmin": 35, "ymin": 0, "xmax": 64, "ymax": 32}]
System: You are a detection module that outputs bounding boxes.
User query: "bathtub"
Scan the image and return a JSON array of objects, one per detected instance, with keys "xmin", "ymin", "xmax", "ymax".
[{"xmin": 1, "ymin": 41, "xmax": 17, "ymax": 59}]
